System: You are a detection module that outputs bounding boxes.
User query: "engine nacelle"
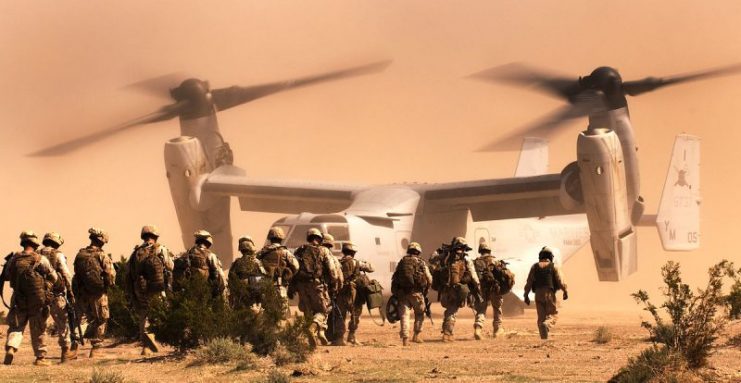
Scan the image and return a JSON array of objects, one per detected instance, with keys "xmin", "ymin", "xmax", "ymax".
[
  {"xmin": 559, "ymin": 161, "xmax": 583, "ymax": 211},
  {"xmin": 164, "ymin": 136, "xmax": 234, "ymax": 264},
  {"xmin": 577, "ymin": 129, "xmax": 637, "ymax": 281}
]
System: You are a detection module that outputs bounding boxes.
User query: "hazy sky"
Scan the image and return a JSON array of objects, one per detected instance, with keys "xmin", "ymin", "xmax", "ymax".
[{"xmin": 2, "ymin": 0, "xmax": 740, "ymax": 309}]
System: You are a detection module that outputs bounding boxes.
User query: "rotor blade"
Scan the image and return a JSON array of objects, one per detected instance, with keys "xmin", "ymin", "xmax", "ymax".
[
  {"xmin": 623, "ymin": 63, "xmax": 741, "ymax": 96},
  {"xmin": 468, "ymin": 62, "xmax": 581, "ymax": 102},
  {"xmin": 28, "ymin": 101, "xmax": 187, "ymax": 156},
  {"xmin": 211, "ymin": 60, "xmax": 392, "ymax": 111},
  {"xmin": 477, "ymin": 92, "xmax": 605, "ymax": 152},
  {"xmin": 121, "ymin": 72, "xmax": 188, "ymax": 98}
]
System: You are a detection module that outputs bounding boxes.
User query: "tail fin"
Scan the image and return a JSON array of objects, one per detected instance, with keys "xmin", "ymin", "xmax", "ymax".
[
  {"xmin": 514, "ymin": 137, "xmax": 549, "ymax": 177},
  {"xmin": 647, "ymin": 134, "xmax": 701, "ymax": 251}
]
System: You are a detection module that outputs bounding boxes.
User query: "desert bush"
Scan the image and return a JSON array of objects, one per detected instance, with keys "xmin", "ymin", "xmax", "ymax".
[
  {"xmin": 192, "ymin": 337, "xmax": 256, "ymax": 366},
  {"xmin": 726, "ymin": 273, "xmax": 741, "ymax": 320},
  {"xmin": 631, "ymin": 260, "xmax": 732, "ymax": 369},
  {"xmin": 274, "ymin": 314, "xmax": 314, "ymax": 364},
  {"xmin": 90, "ymin": 368, "xmax": 125, "ymax": 383},
  {"xmin": 609, "ymin": 346, "xmax": 679, "ymax": 383},
  {"xmin": 107, "ymin": 257, "xmax": 140, "ymax": 340},
  {"xmin": 259, "ymin": 369, "xmax": 291, "ymax": 383},
  {"xmin": 593, "ymin": 326, "xmax": 612, "ymax": 344}
]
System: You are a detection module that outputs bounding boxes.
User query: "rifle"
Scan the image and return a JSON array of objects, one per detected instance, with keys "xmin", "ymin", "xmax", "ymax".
[
  {"xmin": 423, "ymin": 290, "xmax": 434, "ymax": 325},
  {"xmin": 65, "ymin": 293, "xmax": 84, "ymax": 346},
  {"xmin": 0, "ymin": 253, "xmax": 13, "ymax": 310}
]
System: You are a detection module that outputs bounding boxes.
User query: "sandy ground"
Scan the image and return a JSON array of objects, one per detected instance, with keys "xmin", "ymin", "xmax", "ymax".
[{"xmin": 0, "ymin": 307, "xmax": 739, "ymax": 383}]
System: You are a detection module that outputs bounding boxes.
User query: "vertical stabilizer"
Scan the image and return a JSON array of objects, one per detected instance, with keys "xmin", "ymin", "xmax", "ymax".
[
  {"xmin": 655, "ymin": 134, "xmax": 701, "ymax": 251},
  {"xmin": 515, "ymin": 137, "xmax": 549, "ymax": 177}
]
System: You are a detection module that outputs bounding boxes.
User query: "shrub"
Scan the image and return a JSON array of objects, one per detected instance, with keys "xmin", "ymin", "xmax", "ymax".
[
  {"xmin": 593, "ymin": 326, "xmax": 612, "ymax": 344},
  {"xmin": 192, "ymin": 337, "xmax": 256, "ymax": 366},
  {"xmin": 90, "ymin": 368, "xmax": 125, "ymax": 383},
  {"xmin": 107, "ymin": 257, "xmax": 140, "ymax": 340},
  {"xmin": 609, "ymin": 346, "xmax": 679, "ymax": 383},
  {"xmin": 259, "ymin": 369, "xmax": 291, "ymax": 383},
  {"xmin": 726, "ymin": 273, "xmax": 741, "ymax": 320}
]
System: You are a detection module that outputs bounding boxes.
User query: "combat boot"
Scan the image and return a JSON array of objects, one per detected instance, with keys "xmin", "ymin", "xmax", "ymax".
[
  {"xmin": 492, "ymin": 326, "xmax": 503, "ymax": 338},
  {"xmin": 442, "ymin": 333, "xmax": 454, "ymax": 342},
  {"xmin": 89, "ymin": 345, "xmax": 100, "ymax": 358},
  {"xmin": 317, "ymin": 329, "xmax": 329, "ymax": 346},
  {"xmin": 4, "ymin": 347, "xmax": 15, "ymax": 365},
  {"xmin": 33, "ymin": 357, "xmax": 51, "ymax": 366},
  {"xmin": 61, "ymin": 346, "xmax": 77, "ymax": 363},
  {"xmin": 402, "ymin": 337, "xmax": 409, "ymax": 346},
  {"xmin": 412, "ymin": 332, "xmax": 423, "ymax": 344},
  {"xmin": 141, "ymin": 346, "xmax": 152, "ymax": 356},
  {"xmin": 347, "ymin": 332, "xmax": 358, "ymax": 345},
  {"xmin": 538, "ymin": 324, "xmax": 549, "ymax": 340},
  {"xmin": 474, "ymin": 326, "xmax": 483, "ymax": 341},
  {"xmin": 331, "ymin": 337, "xmax": 346, "ymax": 346}
]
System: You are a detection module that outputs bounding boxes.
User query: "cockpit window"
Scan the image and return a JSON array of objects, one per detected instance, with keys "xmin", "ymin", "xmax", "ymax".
[{"xmin": 326, "ymin": 225, "xmax": 350, "ymax": 241}]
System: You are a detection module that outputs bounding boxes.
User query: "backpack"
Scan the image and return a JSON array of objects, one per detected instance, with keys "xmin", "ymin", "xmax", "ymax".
[
  {"xmin": 474, "ymin": 255, "xmax": 497, "ymax": 292},
  {"xmin": 296, "ymin": 245, "xmax": 324, "ymax": 281},
  {"xmin": 492, "ymin": 261, "xmax": 516, "ymax": 295},
  {"xmin": 38, "ymin": 247, "xmax": 66, "ymax": 295},
  {"xmin": 11, "ymin": 252, "xmax": 49, "ymax": 312},
  {"xmin": 258, "ymin": 245, "xmax": 291, "ymax": 284},
  {"xmin": 133, "ymin": 244, "xmax": 166, "ymax": 294},
  {"xmin": 74, "ymin": 247, "xmax": 106, "ymax": 296},
  {"xmin": 173, "ymin": 246, "xmax": 211, "ymax": 283},
  {"xmin": 393, "ymin": 256, "xmax": 427, "ymax": 293},
  {"xmin": 340, "ymin": 256, "xmax": 358, "ymax": 284}
]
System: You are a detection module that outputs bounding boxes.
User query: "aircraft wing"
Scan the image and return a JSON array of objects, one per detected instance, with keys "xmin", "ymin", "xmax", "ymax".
[
  {"xmin": 202, "ymin": 166, "xmax": 364, "ymax": 214},
  {"xmin": 417, "ymin": 174, "xmax": 582, "ymax": 221}
]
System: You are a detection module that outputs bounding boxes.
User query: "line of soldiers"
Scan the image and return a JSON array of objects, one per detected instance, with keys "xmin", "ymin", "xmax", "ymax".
[
  {"xmin": 389, "ymin": 237, "xmax": 568, "ymax": 345},
  {"xmin": 1, "ymin": 227, "xmax": 567, "ymax": 365}
]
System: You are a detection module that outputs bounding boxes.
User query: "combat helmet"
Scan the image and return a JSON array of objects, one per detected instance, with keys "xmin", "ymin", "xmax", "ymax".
[
  {"xmin": 407, "ymin": 242, "xmax": 422, "ymax": 255},
  {"xmin": 194, "ymin": 229, "xmax": 213, "ymax": 246},
  {"xmin": 20, "ymin": 230, "xmax": 41, "ymax": 248},
  {"xmin": 267, "ymin": 227, "xmax": 285, "ymax": 242},
  {"xmin": 238, "ymin": 236, "xmax": 256, "ymax": 253},
  {"xmin": 306, "ymin": 228, "xmax": 323, "ymax": 242},
  {"xmin": 478, "ymin": 243, "xmax": 491, "ymax": 255},
  {"xmin": 42, "ymin": 232, "xmax": 64, "ymax": 248},
  {"xmin": 140, "ymin": 225, "xmax": 160, "ymax": 240},
  {"xmin": 88, "ymin": 227, "xmax": 109, "ymax": 244},
  {"xmin": 539, "ymin": 246, "xmax": 555, "ymax": 261},
  {"xmin": 341, "ymin": 241, "xmax": 358, "ymax": 255},
  {"xmin": 322, "ymin": 233, "xmax": 335, "ymax": 250},
  {"xmin": 451, "ymin": 237, "xmax": 472, "ymax": 251}
]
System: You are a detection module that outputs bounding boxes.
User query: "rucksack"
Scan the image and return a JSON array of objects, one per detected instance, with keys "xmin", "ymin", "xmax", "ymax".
[
  {"xmin": 38, "ymin": 247, "xmax": 66, "ymax": 295},
  {"xmin": 296, "ymin": 245, "xmax": 324, "ymax": 281},
  {"xmin": 11, "ymin": 252, "xmax": 49, "ymax": 312},
  {"xmin": 133, "ymin": 244, "xmax": 166, "ymax": 294},
  {"xmin": 340, "ymin": 256, "xmax": 358, "ymax": 284},
  {"xmin": 74, "ymin": 247, "xmax": 106, "ymax": 296},
  {"xmin": 474, "ymin": 255, "xmax": 497, "ymax": 292},
  {"xmin": 492, "ymin": 261, "xmax": 515, "ymax": 295},
  {"xmin": 393, "ymin": 256, "xmax": 427, "ymax": 293},
  {"xmin": 173, "ymin": 246, "xmax": 211, "ymax": 283},
  {"xmin": 259, "ymin": 244, "xmax": 291, "ymax": 284}
]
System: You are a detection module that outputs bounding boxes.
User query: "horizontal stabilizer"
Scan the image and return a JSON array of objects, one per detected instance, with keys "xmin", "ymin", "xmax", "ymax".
[{"xmin": 514, "ymin": 137, "xmax": 549, "ymax": 177}]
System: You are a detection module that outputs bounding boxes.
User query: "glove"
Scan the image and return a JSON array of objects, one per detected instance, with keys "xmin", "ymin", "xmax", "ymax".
[
  {"xmin": 523, "ymin": 294, "xmax": 530, "ymax": 306},
  {"xmin": 563, "ymin": 291, "xmax": 569, "ymax": 301}
]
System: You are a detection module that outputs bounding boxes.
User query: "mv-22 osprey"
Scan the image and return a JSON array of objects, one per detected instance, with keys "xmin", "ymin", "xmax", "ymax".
[{"xmin": 35, "ymin": 61, "xmax": 737, "ymax": 310}]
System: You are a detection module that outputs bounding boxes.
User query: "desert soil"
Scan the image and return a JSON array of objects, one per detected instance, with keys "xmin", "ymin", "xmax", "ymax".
[{"xmin": 0, "ymin": 306, "xmax": 739, "ymax": 383}]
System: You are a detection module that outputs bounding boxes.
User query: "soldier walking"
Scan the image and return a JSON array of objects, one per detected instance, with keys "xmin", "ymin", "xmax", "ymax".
[
  {"xmin": 73, "ymin": 227, "xmax": 115, "ymax": 358},
  {"xmin": 2, "ymin": 231, "xmax": 58, "ymax": 366},
  {"xmin": 257, "ymin": 228, "xmax": 298, "ymax": 306},
  {"xmin": 127, "ymin": 225, "xmax": 174, "ymax": 355},
  {"xmin": 229, "ymin": 236, "xmax": 267, "ymax": 309},
  {"xmin": 472, "ymin": 243, "xmax": 504, "ymax": 340},
  {"xmin": 38, "ymin": 232, "xmax": 77, "ymax": 362},
  {"xmin": 439, "ymin": 237, "xmax": 480, "ymax": 342},
  {"xmin": 391, "ymin": 242, "xmax": 432, "ymax": 346},
  {"xmin": 292, "ymin": 228, "xmax": 340, "ymax": 346},
  {"xmin": 333, "ymin": 242, "xmax": 373, "ymax": 346},
  {"xmin": 173, "ymin": 230, "xmax": 228, "ymax": 298},
  {"xmin": 523, "ymin": 246, "xmax": 568, "ymax": 340}
]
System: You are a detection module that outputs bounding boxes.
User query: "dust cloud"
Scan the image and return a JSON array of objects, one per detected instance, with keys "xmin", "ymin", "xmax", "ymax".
[{"xmin": 1, "ymin": 1, "xmax": 740, "ymax": 310}]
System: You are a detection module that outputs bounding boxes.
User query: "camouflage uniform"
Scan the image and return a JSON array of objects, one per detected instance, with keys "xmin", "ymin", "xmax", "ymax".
[
  {"xmin": 523, "ymin": 246, "xmax": 568, "ymax": 340},
  {"xmin": 439, "ymin": 237, "xmax": 480, "ymax": 341},
  {"xmin": 38, "ymin": 232, "xmax": 77, "ymax": 361},
  {"xmin": 333, "ymin": 242, "xmax": 373, "ymax": 345},
  {"xmin": 321, "ymin": 233, "xmax": 344, "ymax": 294},
  {"xmin": 293, "ymin": 228, "xmax": 340, "ymax": 346},
  {"xmin": 72, "ymin": 228, "xmax": 115, "ymax": 356},
  {"xmin": 473, "ymin": 243, "xmax": 503, "ymax": 339},
  {"xmin": 257, "ymin": 228, "xmax": 298, "ymax": 302},
  {"xmin": 179, "ymin": 230, "xmax": 228, "ymax": 297},
  {"xmin": 3, "ymin": 231, "xmax": 59, "ymax": 366},
  {"xmin": 127, "ymin": 225, "xmax": 174, "ymax": 354},
  {"xmin": 229, "ymin": 236, "xmax": 267, "ymax": 309},
  {"xmin": 391, "ymin": 242, "xmax": 432, "ymax": 345}
]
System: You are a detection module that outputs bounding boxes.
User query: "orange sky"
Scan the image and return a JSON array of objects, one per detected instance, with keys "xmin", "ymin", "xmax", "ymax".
[{"xmin": 1, "ymin": 0, "xmax": 740, "ymax": 309}]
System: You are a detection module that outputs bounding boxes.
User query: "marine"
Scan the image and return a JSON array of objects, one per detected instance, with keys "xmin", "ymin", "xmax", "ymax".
[
  {"xmin": 126, "ymin": 225, "xmax": 174, "ymax": 355},
  {"xmin": 391, "ymin": 242, "xmax": 432, "ymax": 346},
  {"xmin": 523, "ymin": 246, "xmax": 569, "ymax": 340},
  {"xmin": 229, "ymin": 235, "xmax": 267, "ymax": 309},
  {"xmin": 173, "ymin": 230, "xmax": 228, "ymax": 298},
  {"xmin": 438, "ymin": 237, "xmax": 480, "ymax": 342},
  {"xmin": 2, "ymin": 231, "xmax": 58, "ymax": 366},
  {"xmin": 72, "ymin": 227, "xmax": 116, "ymax": 358},
  {"xmin": 292, "ymin": 228, "xmax": 340, "ymax": 346},
  {"xmin": 472, "ymin": 243, "xmax": 507, "ymax": 339},
  {"xmin": 257, "ymin": 227, "xmax": 298, "ymax": 305},
  {"xmin": 332, "ymin": 241, "xmax": 374, "ymax": 346},
  {"xmin": 38, "ymin": 232, "xmax": 77, "ymax": 362}
]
